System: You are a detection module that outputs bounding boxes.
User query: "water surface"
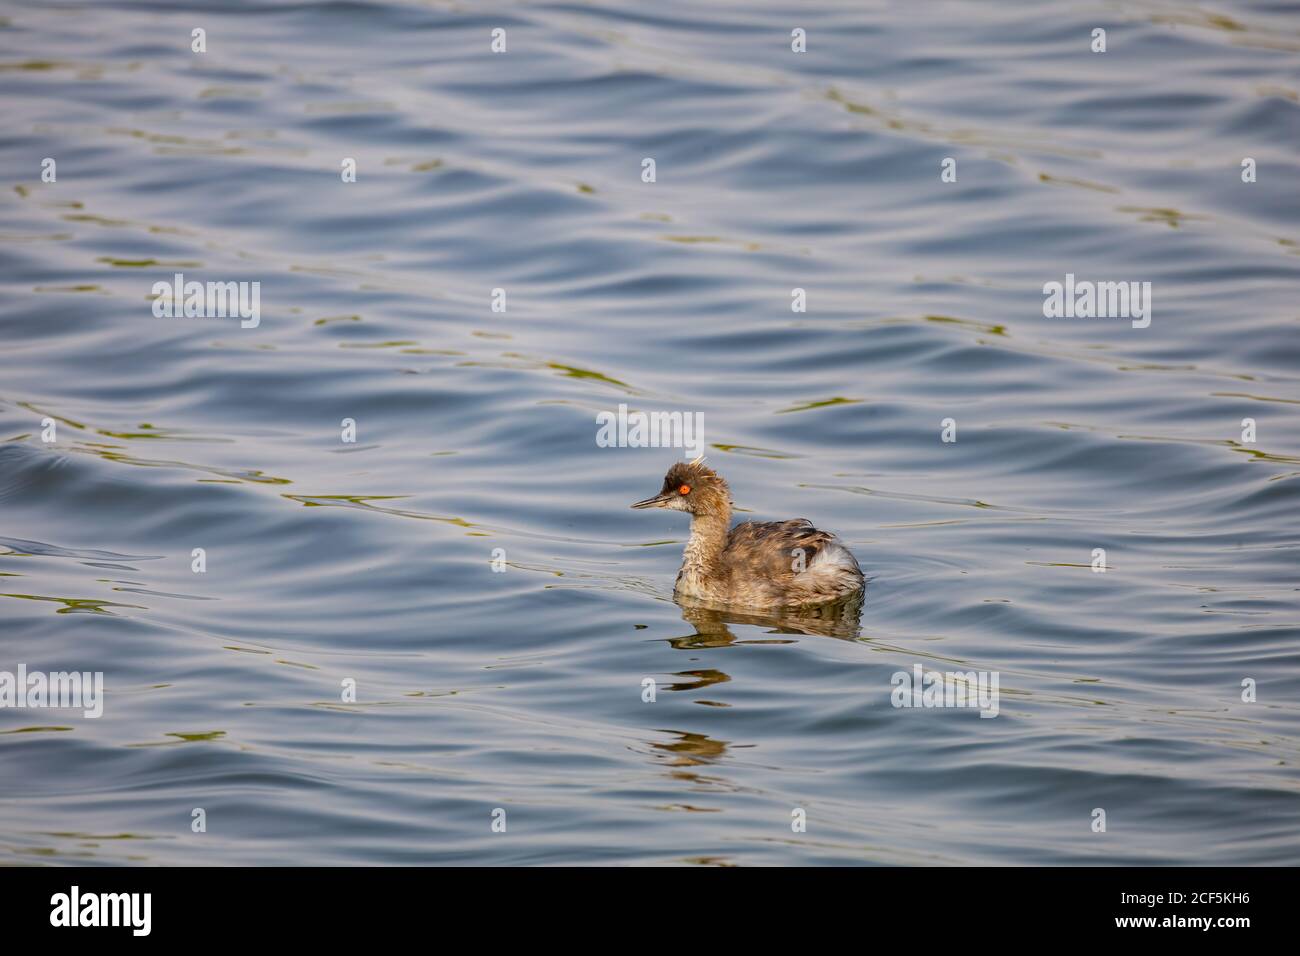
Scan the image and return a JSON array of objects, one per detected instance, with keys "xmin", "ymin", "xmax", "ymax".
[{"xmin": 1, "ymin": 0, "xmax": 1299, "ymax": 865}]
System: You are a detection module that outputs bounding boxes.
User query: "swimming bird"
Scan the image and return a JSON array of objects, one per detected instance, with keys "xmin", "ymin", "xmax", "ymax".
[{"xmin": 631, "ymin": 458, "xmax": 865, "ymax": 609}]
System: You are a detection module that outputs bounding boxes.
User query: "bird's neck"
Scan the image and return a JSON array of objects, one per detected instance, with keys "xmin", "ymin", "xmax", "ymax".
[{"xmin": 681, "ymin": 509, "xmax": 730, "ymax": 580}]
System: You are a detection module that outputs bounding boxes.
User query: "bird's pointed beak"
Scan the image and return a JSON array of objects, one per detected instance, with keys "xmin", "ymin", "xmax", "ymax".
[{"xmin": 631, "ymin": 492, "xmax": 671, "ymax": 510}]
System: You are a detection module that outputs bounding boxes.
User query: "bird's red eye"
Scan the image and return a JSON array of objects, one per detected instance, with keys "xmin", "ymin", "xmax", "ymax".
[{"xmin": 678, "ymin": 484, "xmax": 691, "ymax": 495}]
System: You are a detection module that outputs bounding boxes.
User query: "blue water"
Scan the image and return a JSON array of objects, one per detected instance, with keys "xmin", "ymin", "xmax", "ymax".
[{"xmin": 1, "ymin": 0, "xmax": 1298, "ymax": 865}]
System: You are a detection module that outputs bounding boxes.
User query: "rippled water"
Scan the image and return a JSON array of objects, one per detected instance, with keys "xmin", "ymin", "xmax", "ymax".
[{"xmin": 2, "ymin": 0, "xmax": 1298, "ymax": 865}]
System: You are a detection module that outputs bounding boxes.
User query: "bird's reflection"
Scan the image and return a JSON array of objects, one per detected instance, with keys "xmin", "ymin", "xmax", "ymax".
[
  {"xmin": 670, "ymin": 592, "xmax": 863, "ymax": 645},
  {"xmin": 642, "ymin": 594, "xmax": 864, "ymax": 796},
  {"xmin": 649, "ymin": 730, "xmax": 731, "ymax": 767},
  {"xmin": 662, "ymin": 669, "xmax": 730, "ymax": 692}
]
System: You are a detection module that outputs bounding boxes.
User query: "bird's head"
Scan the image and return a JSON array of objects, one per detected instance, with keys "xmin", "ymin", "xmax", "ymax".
[{"xmin": 630, "ymin": 457, "xmax": 731, "ymax": 519}]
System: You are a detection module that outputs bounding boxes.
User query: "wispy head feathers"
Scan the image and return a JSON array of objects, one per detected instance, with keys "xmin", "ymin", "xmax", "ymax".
[{"xmin": 660, "ymin": 459, "xmax": 731, "ymax": 516}]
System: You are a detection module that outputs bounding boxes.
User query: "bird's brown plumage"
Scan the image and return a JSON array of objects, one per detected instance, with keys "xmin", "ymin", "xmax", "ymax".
[{"xmin": 631, "ymin": 460, "xmax": 865, "ymax": 609}]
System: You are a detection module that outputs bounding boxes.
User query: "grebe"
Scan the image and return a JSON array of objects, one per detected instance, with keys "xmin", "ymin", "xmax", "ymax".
[{"xmin": 631, "ymin": 458, "xmax": 865, "ymax": 609}]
